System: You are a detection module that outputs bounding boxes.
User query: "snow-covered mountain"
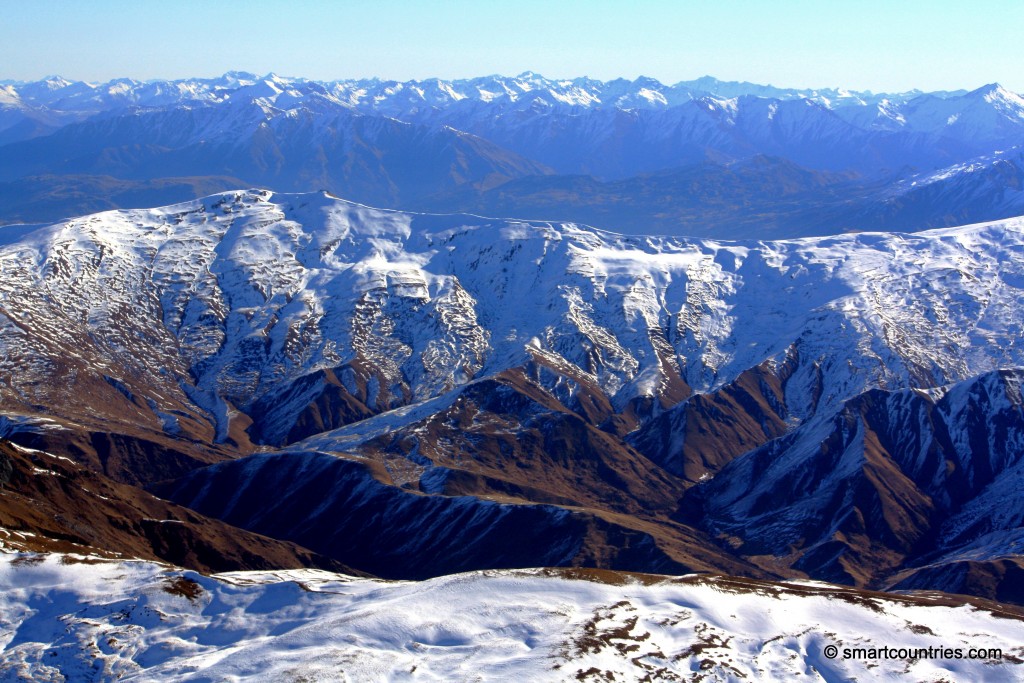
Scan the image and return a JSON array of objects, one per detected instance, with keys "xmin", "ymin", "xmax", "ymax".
[
  {"xmin": 7, "ymin": 71, "xmax": 1024, "ymax": 677},
  {"xmin": 5, "ymin": 190, "xmax": 1024, "ymax": 446},
  {"xmin": 3, "ymin": 72, "xmax": 1012, "ymax": 177},
  {"xmin": 3, "ymin": 190, "xmax": 1024, "ymax": 596},
  {"xmin": 2, "ymin": 72, "xmax": 1024, "ymax": 231},
  {"xmin": 2, "ymin": 552, "xmax": 1022, "ymax": 681},
  {"xmin": 0, "ymin": 72, "xmax": 979, "ymax": 133},
  {"xmin": 852, "ymin": 147, "xmax": 1024, "ymax": 231}
]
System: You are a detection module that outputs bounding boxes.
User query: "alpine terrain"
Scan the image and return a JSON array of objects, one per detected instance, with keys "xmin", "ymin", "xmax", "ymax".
[
  {"xmin": 3, "ymin": 73, "xmax": 1024, "ymax": 237},
  {"xmin": 3, "ymin": 71, "xmax": 1024, "ymax": 681}
]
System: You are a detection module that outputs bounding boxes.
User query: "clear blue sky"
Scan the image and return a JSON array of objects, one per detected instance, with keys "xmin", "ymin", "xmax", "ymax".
[{"xmin": 2, "ymin": 0, "xmax": 1021, "ymax": 93}]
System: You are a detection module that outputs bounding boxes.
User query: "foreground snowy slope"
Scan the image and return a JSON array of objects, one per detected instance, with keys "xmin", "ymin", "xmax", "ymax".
[{"xmin": 1, "ymin": 551, "xmax": 1021, "ymax": 682}]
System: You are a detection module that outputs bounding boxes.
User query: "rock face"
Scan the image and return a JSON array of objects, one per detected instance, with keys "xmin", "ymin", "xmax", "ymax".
[{"xmin": 3, "ymin": 190, "xmax": 1024, "ymax": 600}]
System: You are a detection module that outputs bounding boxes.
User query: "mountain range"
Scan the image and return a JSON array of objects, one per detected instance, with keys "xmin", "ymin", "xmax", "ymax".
[
  {"xmin": 2, "ymin": 190, "xmax": 1024, "ymax": 606},
  {"xmin": 2, "ymin": 73, "xmax": 1024, "ymax": 237},
  {"xmin": 5, "ymin": 71, "xmax": 1024, "ymax": 678}
]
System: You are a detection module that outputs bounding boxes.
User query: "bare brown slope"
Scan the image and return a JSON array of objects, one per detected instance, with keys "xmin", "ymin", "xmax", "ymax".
[
  {"xmin": 4, "ymin": 421, "xmax": 234, "ymax": 487},
  {"xmin": 681, "ymin": 401, "xmax": 943, "ymax": 589},
  {"xmin": 157, "ymin": 448, "xmax": 760, "ymax": 581},
  {"xmin": 363, "ymin": 369, "xmax": 687, "ymax": 516},
  {"xmin": 0, "ymin": 440, "xmax": 361, "ymax": 575},
  {"xmin": 891, "ymin": 558, "xmax": 1024, "ymax": 606},
  {"xmin": 0, "ymin": 355, "xmax": 247, "ymax": 486},
  {"xmin": 684, "ymin": 370, "xmax": 1024, "ymax": 598},
  {"xmin": 159, "ymin": 367, "xmax": 763, "ymax": 580},
  {"xmin": 629, "ymin": 361, "xmax": 791, "ymax": 482}
]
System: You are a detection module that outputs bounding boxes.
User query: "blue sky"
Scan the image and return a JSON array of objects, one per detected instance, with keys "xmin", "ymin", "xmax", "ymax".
[{"xmin": 2, "ymin": 0, "xmax": 1021, "ymax": 92}]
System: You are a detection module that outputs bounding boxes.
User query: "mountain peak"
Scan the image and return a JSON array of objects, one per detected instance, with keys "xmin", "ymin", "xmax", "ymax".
[
  {"xmin": 40, "ymin": 75, "xmax": 74, "ymax": 89},
  {"xmin": 962, "ymin": 82, "xmax": 1024, "ymax": 113},
  {"xmin": 967, "ymin": 82, "xmax": 1008, "ymax": 98},
  {"xmin": 221, "ymin": 70, "xmax": 259, "ymax": 81},
  {"xmin": 631, "ymin": 75, "xmax": 661, "ymax": 87}
]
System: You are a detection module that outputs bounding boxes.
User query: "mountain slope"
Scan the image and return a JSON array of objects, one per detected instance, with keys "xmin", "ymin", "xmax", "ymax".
[
  {"xmin": 155, "ymin": 446, "xmax": 749, "ymax": 580},
  {"xmin": 682, "ymin": 369, "xmax": 1024, "ymax": 587},
  {"xmin": 0, "ymin": 104, "xmax": 551, "ymax": 211},
  {"xmin": 4, "ymin": 191, "xmax": 1024, "ymax": 594},
  {"xmin": 0, "ymin": 440, "xmax": 353, "ymax": 574},
  {"xmin": 852, "ymin": 148, "xmax": 1024, "ymax": 232},
  {"xmin": 6, "ymin": 190, "xmax": 1024, "ymax": 452}
]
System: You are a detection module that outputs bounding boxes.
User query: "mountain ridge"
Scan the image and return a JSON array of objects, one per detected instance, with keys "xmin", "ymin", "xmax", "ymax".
[
  {"xmin": 3, "ymin": 72, "xmax": 1024, "ymax": 237},
  {"xmin": 3, "ymin": 190, "xmax": 1024, "ymax": 601}
]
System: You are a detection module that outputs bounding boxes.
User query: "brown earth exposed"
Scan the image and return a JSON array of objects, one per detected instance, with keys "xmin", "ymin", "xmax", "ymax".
[
  {"xmin": 0, "ymin": 440, "xmax": 360, "ymax": 575},
  {"xmin": 4, "ymin": 312, "xmax": 1024, "ymax": 607}
]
